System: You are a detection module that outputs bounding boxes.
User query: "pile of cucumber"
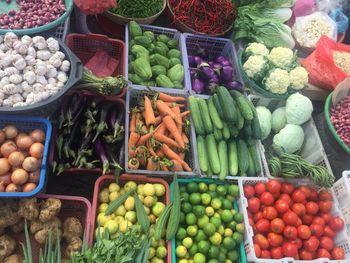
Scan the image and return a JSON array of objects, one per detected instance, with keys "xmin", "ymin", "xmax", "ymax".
[{"xmin": 189, "ymin": 87, "xmax": 262, "ymax": 179}]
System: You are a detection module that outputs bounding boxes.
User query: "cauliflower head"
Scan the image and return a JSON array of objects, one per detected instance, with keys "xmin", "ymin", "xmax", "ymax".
[
  {"xmin": 289, "ymin": 66, "xmax": 308, "ymax": 90},
  {"xmin": 243, "ymin": 55, "xmax": 269, "ymax": 81},
  {"xmin": 267, "ymin": 47, "xmax": 296, "ymax": 69},
  {"xmin": 244, "ymin": 42, "xmax": 269, "ymax": 57},
  {"xmin": 263, "ymin": 68, "xmax": 290, "ymax": 94}
]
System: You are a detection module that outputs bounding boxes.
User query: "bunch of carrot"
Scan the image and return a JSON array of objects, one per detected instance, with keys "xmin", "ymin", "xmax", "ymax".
[{"xmin": 128, "ymin": 92, "xmax": 192, "ymax": 172}]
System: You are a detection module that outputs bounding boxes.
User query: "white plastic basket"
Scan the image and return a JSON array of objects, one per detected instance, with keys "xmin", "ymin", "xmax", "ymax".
[
  {"xmin": 238, "ymin": 177, "xmax": 350, "ymax": 263},
  {"xmin": 333, "ymin": 171, "xmax": 350, "ymax": 229},
  {"xmin": 249, "ymin": 95, "xmax": 333, "ymax": 178}
]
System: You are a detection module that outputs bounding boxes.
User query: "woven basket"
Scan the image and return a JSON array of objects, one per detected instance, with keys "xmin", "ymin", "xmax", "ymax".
[{"xmin": 102, "ymin": 0, "xmax": 166, "ymax": 25}]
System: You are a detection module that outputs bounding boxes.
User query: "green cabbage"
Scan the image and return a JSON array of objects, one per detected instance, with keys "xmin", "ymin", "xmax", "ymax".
[
  {"xmin": 272, "ymin": 124, "xmax": 304, "ymax": 154},
  {"xmin": 271, "ymin": 107, "xmax": 287, "ymax": 133},
  {"xmin": 256, "ymin": 106, "xmax": 272, "ymax": 140},
  {"xmin": 285, "ymin": 93, "xmax": 313, "ymax": 125}
]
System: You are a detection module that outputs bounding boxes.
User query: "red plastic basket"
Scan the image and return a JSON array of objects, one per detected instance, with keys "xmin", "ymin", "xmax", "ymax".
[
  {"xmin": 90, "ymin": 174, "xmax": 171, "ymax": 263},
  {"xmin": 9, "ymin": 194, "xmax": 92, "ymax": 261}
]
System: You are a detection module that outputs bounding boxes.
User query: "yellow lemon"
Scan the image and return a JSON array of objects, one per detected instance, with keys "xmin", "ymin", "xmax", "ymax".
[
  {"xmin": 178, "ymin": 260, "xmax": 188, "ymax": 263},
  {"xmin": 151, "ymin": 237, "xmax": 159, "ymax": 248},
  {"xmin": 224, "ymin": 228, "xmax": 233, "ymax": 237},
  {"xmin": 217, "ymin": 225, "xmax": 225, "ymax": 235},
  {"xmin": 137, "ymin": 184, "xmax": 144, "ymax": 195},
  {"xmin": 124, "ymin": 181, "xmax": 137, "ymax": 191},
  {"xmin": 97, "ymin": 213, "xmax": 110, "ymax": 227},
  {"xmin": 205, "ymin": 207, "xmax": 214, "ymax": 217},
  {"xmin": 152, "ymin": 202, "xmax": 165, "ymax": 217},
  {"xmin": 119, "ymin": 220, "xmax": 133, "ymax": 233},
  {"xmin": 109, "ymin": 191, "xmax": 120, "ymax": 202},
  {"xmin": 125, "ymin": 211, "xmax": 137, "ymax": 223},
  {"xmin": 158, "ymin": 239, "xmax": 165, "ymax": 247},
  {"xmin": 124, "ymin": 196, "xmax": 135, "ymax": 210},
  {"xmin": 105, "ymin": 220, "xmax": 119, "ymax": 235},
  {"xmin": 115, "ymin": 205, "xmax": 126, "ymax": 216},
  {"xmin": 154, "ymin": 183, "xmax": 166, "ymax": 197},
  {"xmin": 138, "ymin": 195, "xmax": 144, "ymax": 202},
  {"xmin": 98, "ymin": 203, "xmax": 108, "ymax": 213},
  {"xmin": 144, "ymin": 196, "xmax": 155, "ymax": 207},
  {"xmin": 144, "ymin": 206, "xmax": 151, "ymax": 215},
  {"xmin": 149, "ymin": 214, "xmax": 156, "ymax": 224},
  {"xmin": 111, "ymin": 232, "xmax": 119, "ymax": 239},
  {"xmin": 99, "ymin": 189, "xmax": 109, "ymax": 203},
  {"xmin": 95, "ymin": 226, "xmax": 106, "ymax": 239},
  {"xmin": 151, "ymin": 258, "xmax": 164, "ymax": 263},
  {"xmin": 108, "ymin": 183, "xmax": 120, "ymax": 192},
  {"xmin": 176, "ymin": 246, "xmax": 187, "ymax": 258},
  {"xmin": 144, "ymin": 183, "xmax": 155, "ymax": 196},
  {"xmin": 149, "ymin": 247, "xmax": 156, "ymax": 259},
  {"xmin": 115, "ymin": 216, "xmax": 124, "ymax": 224}
]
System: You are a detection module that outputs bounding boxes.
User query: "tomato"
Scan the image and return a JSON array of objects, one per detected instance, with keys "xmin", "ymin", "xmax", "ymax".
[
  {"xmin": 292, "ymin": 203, "xmax": 306, "ymax": 217},
  {"xmin": 272, "ymin": 191, "xmax": 281, "ymax": 199},
  {"xmin": 318, "ymin": 189, "xmax": 333, "ymax": 201},
  {"xmin": 320, "ymin": 236, "xmax": 334, "ymax": 251},
  {"xmin": 331, "ymin": 247, "xmax": 345, "ymax": 260},
  {"xmin": 263, "ymin": 206, "xmax": 278, "ymax": 220},
  {"xmin": 305, "ymin": 201, "xmax": 319, "ymax": 215},
  {"xmin": 255, "ymin": 218, "xmax": 270, "ymax": 233},
  {"xmin": 248, "ymin": 197, "xmax": 261, "ymax": 213},
  {"xmin": 255, "ymin": 182, "xmax": 266, "ymax": 195},
  {"xmin": 267, "ymin": 232, "xmax": 283, "ymax": 247},
  {"xmin": 253, "ymin": 234, "xmax": 269, "ymax": 249},
  {"xmin": 254, "ymin": 243, "xmax": 261, "ymax": 258},
  {"xmin": 321, "ymin": 213, "xmax": 332, "ymax": 224},
  {"xmin": 297, "ymin": 225, "xmax": 311, "ymax": 240},
  {"xmin": 290, "ymin": 238, "xmax": 303, "ymax": 249},
  {"xmin": 247, "ymin": 210, "xmax": 253, "ymax": 219},
  {"xmin": 281, "ymin": 182, "xmax": 294, "ymax": 195},
  {"xmin": 283, "ymin": 211, "xmax": 299, "ymax": 226},
  {"xmin": 319, "ymin": 200, "xmax": 332, "ymax": 213},
  {"xmin": 279, "ymin": 193, "xmax": 293, "ymax": 207},
  {"xmin": 300, "ymin": 249, "xmax": 315, "ymax": 260},
  {"xmin": 324, "ymin": 226, "xmax": 336, "ymax": 238},
  {"xmin": 249, "ymin": 218, "xmax": 255, "ymax": 227},
  {"xmin": 254, "ymin": 211, "xmax": 263, "ymax": 222},
  {"xmin": 283, "ymin": 225, "xmax": 298, "ymax": 240},
  {"xmin": 261, "ymin": 249, "xmax": 271, "ymax": 259},
  {"xmin": 292, "ymin": 190, "xmax": 306, "ymax": 204},
  {"xmin": 296, "ymin": 218, "xmax": 302, "ymax": 227},
  {"xmin": 267, "ymin": 179, "xmax": 281, "ymax": 193},
  {"xmin": 302, "ymin": 214, "xmax": 314, "ymax": 225},
  {"xmin": 312, "ymin": 216, "xmax": 326, "ymax": 227},
  {"xmin": 309, "ymin": 223, "xmax": 324, "ymax": 237},
  {"xmin": 271, "ymin": 247, "xmax": 283, "ymax": 259},
  {"xmin": 317, "ymin": 248, "xmax": 331, "ymax": 259},
  {"xmin": 260, "ymin": 192, "xmax": 274, "ymax": 206},
  {"xmin": 299, "ymin": 186, "xmax": 312, "ymax": 199},
  {"xmin": 303, "ymin": 236, "xmax": 320, "ymax": 252},
  {"xmin": 330, "ymin": 216, "xmax": 345, "ymax": 231},
  {"xmin": 244, "ymin": 184, "xmax": 255, "ymax": 198},
  {"xmin": 271, "ymin": 218, "xmax": 285, "ymax": 234},
  {"xmin": 275, "ymin": 199, "xmax": 289, "ymax": 214},
  {"xmin": 282, "ymin": 242, "xmax": 298, "ymax": 257},
  {"xmin": 308, "ymin": 188, "xmax": 319, "ymax": 201}
]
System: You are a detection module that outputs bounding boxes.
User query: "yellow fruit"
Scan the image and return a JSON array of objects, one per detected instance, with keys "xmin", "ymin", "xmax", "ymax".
[
  {"xmin": 109, "ymin": 191, "xmax": 120, "ymax": 202},
  {"xmin": 124, "ymin": 181, "xmax": 137, "ymax": 191},
  {"xmin": 176, "ymin": 246, "xmax": 187, "ymax": 258},
  {"xmin": 225, "ymin": 260, "xmax": 233, "ymax": 263},
  {"xmin": 108, "ymin": 183, "xmax": 120, "ymax": 192},
  {"xmin": 119, "ymin": 220, "xmax": 133, "ymax": 233},
  {"xmin": 224, "ymin": 228, "xmax": 233, "ymax": 237},
  {"xmin": 99, "ymin": 189, "xmax": 109, "ymax": 203},
  {"xmin": 151, "ymin": 237, "xmax": 159, "ymax": 247},
  {"xmin": 138, "ymin": 195, "xmax": 144, "ymax": 202},
  {"xmin": 205, "ymin": 207, "xmax": 214, "ymax": 217},
  {"xmin": 105, "ymin": 220, "xmax": 119, "ymax": 234},
  {"xmin": 217, "ymin": 225, "xmax": 225, "ymax": 235},
  {"xmin": 115, "ymin": 216, "xmax": 124, "ymax": 224},
  {"xmin": 137, "ymin": 184, "xmax": 144, "ymax": 195},
  {"xmin": 149, "ymin": 227, "xmax": 155, "ymax": 237},
  {"xmin": 182, "ymin": 237, "xmax": 193, "ymax": 248},
  {"xmin": 158, "ymin": 239, "xmax": 165, "ymax": 246},
  {"xmin": 151, "ymin": 258, "xmax": 164, "ymax": 263},
  {"xmin": 149, "ymin": 247, "xmax": 156, "ymax": 259},
  {"xmin": 111, "ymin": 232, "xmax": 119, "ymax": 239},
  {"xmin": 95, "ymin": 226, "xmax": 106, "ymax": 239},
  {"xmin": 149, "ymin": 214, "xmax": 156, "ymax": 224},
  {"xmin": 120, "ymin": 189, "xmax": 125, "ymax": 195},
  {"xmin": 98, "ymin": 203, "xmax": 108, "ymax": 213},
  {"xmin": 144, "ymin": 196, "xmax": 155, "ymax": 207},
  {"xmin": 153, "ymin": 196, "xmax": 158, "ymax": 203},
  {"xmin": 144, "ymin": 183, "xmax": 155, "ymax": 196},
  {"xmin": 209, "ymin": 232, "xmax": 222, "ymax": 246},
  {"xmin": 156, "ymin": 246, "xmax": 167, "ymax": 258},
  {"xmin": 97, "ymin": 213, "xmax": 110, "ymax": 227},
  {"xmin": 125, "ymin": 211, "xmax": 137, "ymax": 223},
  {"xmin": 115, "ymin": 205, "xmax": 126, "ymax": 216},
  {"xmin": 152, "ymin": 202, "xmax": 165, "ymax": 217},
  {"xmin": 154, "ymin": 184, "xmax": 166, "ymax": 197},
  {"xmin": 178, "ymin": 260, "xmax": 188, "ymax": 263},
  {"xmin": 124, "ymin": 196, "xmax": 135, "ymax": 210},
  {"xmin": 144, "ymin": 206, "xmax": 151, "ymax": 215}
]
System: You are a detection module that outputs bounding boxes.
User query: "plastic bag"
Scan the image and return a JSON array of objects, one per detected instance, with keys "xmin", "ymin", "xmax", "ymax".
[
  {"xmin": 74, "ymin": 0, "xmax": 116, "ymax": 15},
  {"xmin": 302, "ymin": 36, "xmax": 350, "ymax": 90},
  {"xmin": 292, "ymin": 12, "xmax": 337, "ymax": 49},
  {"xmin": 293, "ymin": 0, "xmax": 316, "ymax": 17},
  {"xmin": 329, "ymin": 8, "xmax": 349, "ymax": 34}
]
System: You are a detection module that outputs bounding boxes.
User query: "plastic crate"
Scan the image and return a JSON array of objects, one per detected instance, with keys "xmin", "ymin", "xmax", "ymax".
[
  {"xmin": 170, "ymin": 178, "xmax": 247, "ymax": 263},
  {"xmin": 0, "ymin": 116, "xmax": 52, "ymax": 198},
  {"xmin": 238, "ymin": 177, "xmax": 350, "ymax": 263},
  {"xmin": 90, "ymin": 174, "xmax": 171, "ymax": 262},
  {"xmin": 125, "ymin": 86, "xmax": 198, "ymax": 176},
  {"xmin": 125, "ymin": 23, "xmax": 190, "ymax": 93},
  {"xmin": 249, "ymin": 94, "xmax": 333, "ymax": 178},
  {"xmin": 333, "ymin": 171, "xmax": 350, "ymax": 229},
  {"xmin": 8, "ymin": 194, "xmax": 91, "ymax": 261},
  {"xmin": 182, "ymin": 33, "xmax": 243, "ymax": 95}
]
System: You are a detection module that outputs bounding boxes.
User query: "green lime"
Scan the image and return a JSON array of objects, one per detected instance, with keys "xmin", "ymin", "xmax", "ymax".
[
  {"xmin": 182, "ymin": 237, "xmax": 193, "ymax": 249},
  {"xmin": 197, "ymin": 215, "xmax": 209, "ymax": 229},
  {"xmin": 223, "ymin": 237, "xmax": 236, "ymax": 250},
  {"xmin": 217, "ymin": 252, "xmax": 226, "ymax": 263},
  {"xmin": 180, "ymin": 186, "xmax": 187, "ymax": 193},
  {"xmin": 182, "ymin": 202, "xmax": 192, "ymax": 214},
  {"xmin": 220, "ymin": 247, "xmax": 227, "ymax": 256},
  {"xmin": 193, "ymin": 205, "xmax": 205, "ymax": 218},
  {"xmin": 194, "ymin": 252, "xmax": 206, "ymax": 263},
  {"xmin": 203, "ymin": 223, "xmax": 216, "ymax": 236},
  {"xmin": 197, "ymin": 240, "xmax": 210, "ymax": 254},
  {"xmin": 221, "ymin": 209, "xmax": 233, "ymax": 223},
  {"xmin": 194, "ymin": 229, "xmax": 207, "ymax": 243},
  {"xmin": 208, "ymin": 246, "xmax": 220, "ymax": 259},
  {"xmin": 228, "ymin": 184, "xmax": 239, "ymax": 198},
  {"xmin": 176, "ymin": 245, "xmax": 187, "ymax": 258},
  {"xmin": 209, "ymin": 191, "xmax": 218, "ymax": 199},
  {"xmin": 180, "ymin": 212, "xmax": 185, "ymax": 224},
  {"xmin": 188, "ymin": 243, "xmax": 198, "ymax": 256},
  {"xmin": 181, "ymin": 192, "xmax": 189, "ymax": 202},
  {"xmin": 226, "ymin": 195, "xmax": 235, "ymax": 202},
  {"xmin": 236, "ymin": 223, "xmax": 245, "ymax": 233},
  {"xmin": 210, "ymin": 216, "xmax": 221, "ymax": 229},
  {"xmin": 205, "ymin": 207, "xmax": 215, "ymax": 217},
  {"xmin": 227, "ymin": 220, "xmax": 237, "ymax": 231},
  {"xmin": 185, "ymin": 213, "xmax": 197, "ymax": 225},
  {"xmin": 209, "ymin": 232, "xmax": 222, "ymax": 246},
  {"xmin": 232, "ymin": 232, "xmax": 243, "ymax": 244},
  {"xmin": 208, "ymin": 259, "xmax": 219, "ymax": 263},
  {"xmin": 227, "ymin": 250, "xmax": 239, "ymax": 262},
  {"xmin": 216, "ymin": 185, "xmax": 227, "ymax": 196},
  {"xmin": 221, "ymin": 199, "xmax": 232, "ymax": 210},
  {"xmin": 187, "ymin": 182, "xmax": 198, "ymax": 193},
  {"xmin": 198, "ymin": 182, "xmax": 208, "ymax": 192},
  {"xmin": 208, "ymin": 184, "xmax": 217, "ymax": 191},
  {"xmin": 176, "ymin": 227, "xmax": 187, "ymax": 240},
  {"xmin": 211, "ymin": 198, "xmax": 222, "ymax": 210},
  {"xmin": 233, "ymin": 212, "xmax": 243, "ymax": 223},
  {"xmin": 189, "ymin": 193, "xmax": 201, "ymax": 205},
  {"xmin": 217, "ymin": 225, "xmax": 225, "ymax": 235},
  {"xmin": 200, "ymin": 193, "xmax": 211, "ymax": 205},
  {"xmin": 187, "ymin": 225, "xmax": 198, "ymax": 237}
]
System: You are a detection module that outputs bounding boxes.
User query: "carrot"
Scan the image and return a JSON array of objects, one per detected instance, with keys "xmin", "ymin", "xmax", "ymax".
[
  {"xmin": 182, "ymin": 133, "xmax": 189, "ymax": 144},
  {"xmin": 147, "ymin": 140, "xmax": 157, "ymax": 157},
  {"xmin": 130, "ymin": 112, "xmax": 137, "ymax": 133},
  {"xmin": 155, "ymin": 116, "xmax": 162, "ymax": 126},
  {"xmin": 154, "ymin": 123, "xmax": 166, "ymax": 135},
  {"xmin": 166, "ymin": 102, "xmax": 185, "ymax": 108},
  {"xmin": 163, "ymin": 115, "xmax": 185, "ymax": 149},
  {"xmin": 158, "ymin": 92, "xmax": 186, "ymax": 103},
  {"xmin": 161, "ymin": 164, "xmax": 169, "ymax": 171},
  {"xmin": 156, "ymin": 100, "xmax": 180, "ymax": 124},
  {"xmin": 170, "ymin": 159, "xmax": 183, "ymax": 171},
  {"xmin": 128, "ymin": 158, "xmax": 139, "ymax": 170},
  {"xmin": 172, "ymin": 106, "xmax": 182, "ymax": 126},
  {"xmin": 135, "ymin": 146, "xmax": 149, "ymax": 156},
  {"xmin": 181, "ymin": 110, "xmax": 191, "ymax": 118},
  {"xmin": 162, "ymin": 144, "xmax": 192, "ymax": 172},
  {"xmin": 137, "ymin": 125, "xmax": 160, "ymax": 146},
  {"xmin": 136, "ymin": 153, "xmax": 147, "ymax": 167},
  {"xmin": 144, "ymin": 96, "xmax": 156, "ymax": 126},
  {"xmin": 179, "ymin": 152, "xmax": 185, "ymax": 160},
  {"xmin": 153, "ymin": 133, "xmax": 180, "ymax": 148},
  {"xmin": 156, "ymin": 149, "xmax": 165, "ymax": 158},
  {"xmin": 146, "ymin": 157, "xmax": 160, "ymax": 171},
  {"xmin": 128, "ymin": 146, "xmax": 136, "ymax": 158},
  {"xmin": 129, "ymin": 132, "xmax": 140, "ymax": 148}
]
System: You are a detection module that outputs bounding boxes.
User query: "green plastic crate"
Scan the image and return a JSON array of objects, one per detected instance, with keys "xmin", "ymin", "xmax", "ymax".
[{"xmin": 170, "ymin": 178, "xmax": 247, "ymax": 263}]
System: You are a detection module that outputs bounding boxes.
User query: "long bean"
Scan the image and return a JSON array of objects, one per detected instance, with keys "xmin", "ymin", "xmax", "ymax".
[{"xmin": 110, "ymin": 0, "xmax": 163, "ymax": 18}]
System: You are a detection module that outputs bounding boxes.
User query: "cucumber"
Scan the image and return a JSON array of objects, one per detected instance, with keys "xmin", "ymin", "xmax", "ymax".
[
  {"xmin": 212, "ymin": 94, "xmax": 225, "ymax": 119},
  {"xmin": 208, "ymin": 97, "xmax": 223, "ymax": 129},
  {"xmin": 217, "ymin": 86, "xmax": 237, "ymax": 122},
  {"xmin": 197, "ymin": 98, "xmax": 213, "ymax": 134},
  {"xmin": 234, "ymin": 100, "xmax": 245, "ymax": 130},
  {"xmin": 237, "ymin": 139, "xmax": 249, "ymax": 176},
  {"xmin": 249, "ymin": 144, "xmax": 261, "ymax": 175},
  {"xmin": 243, "ymin": 120, "xmax": 252, "ymax": 138},
  {"xmin": 222, "ymin": 122, "xmax": 231, "ymax": 140},
  {"xmin": 247, "ymin": 150, "xmax": 256, "ymax": 177},
  {"xmin": 206, "ymin": 134, "xmax": 221, "ymax": 174},
  {"xmin": 188, "ymin": 96, "xmax": 205, "ymax": 135},
  {"xmin": 228, "ymin": 123, "xmax": 239, "ymax": 138},
  {"xmin": 228, "ymin": 140, "xmax": 238, "ymax": 176},
  {"xmin": 218, "ymin": 140, "xmax": 228, "ymax": 180},
  {"xmin": 252, "ymin": 116, "xmax": 262, "ymax": 140},
  {"xmin": 206, "ymin": 163, "xmax": 213, "ymax": 177},
  {"xmin": 213, "ymin": 126, "xmax": 223, "ymax": 141},
  {"xmin": 230, "ymin": 90, "xmax": 254, "ymax": 120},
  {"xmin": 197, "ymin": 135, "xmax": 209, "ymax": 173}
]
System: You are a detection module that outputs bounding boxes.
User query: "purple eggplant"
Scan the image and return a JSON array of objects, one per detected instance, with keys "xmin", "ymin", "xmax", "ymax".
[
  {"xmin": 189, "ymin": 68, "xmax": 197, "ymax": 78},
  {"xmin": 94, "ymin": 139, "xmax": 110, "ymax": 175},
  {"xmin": 226, "ymin": 80, "xmax": 243, "ymax": 91},
  {"xmin": 220, "ymin": 60, "xmax": 232, "ymax": 67},
  {"xmin": 208, "ymin": 61, "xmax": 215, "ymax": 67},
  {"xmin": 215, "ymin": 55, "xmax": 227, "ymax": 64},
  {"xmin": 188, "ymin": 55, "xmax": 195, "ymax": 67},
  {"xmin": 192, "ymin": 77, "xmax": 205, "ymax": 94},
  {"xmin": 209, "ymin": 74, "xmax": 220, "ymax": 84},
  {"xmin": 194, "ymin": 56, "xmax": 204, "ymax": 66},
  {"xmin": 199, "ymin": 63, "xmax": 216, "ymax": 80},
  {"xmin": 220, "ymin": 66, "xmax": 233, "ymax": 83}
]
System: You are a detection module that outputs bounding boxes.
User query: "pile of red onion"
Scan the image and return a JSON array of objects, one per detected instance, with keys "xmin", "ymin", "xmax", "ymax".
[
  {"xmin": 0, "ymin": 0, "xmax": 66, "ymax": 29},
  {"xmin": 330, "ymin": 96, "xmax": 350, "ymax": 147}
]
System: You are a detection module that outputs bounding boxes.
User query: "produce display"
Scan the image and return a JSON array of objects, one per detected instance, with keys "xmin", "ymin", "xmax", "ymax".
[
  {"xmin": 333, "ymin": 51, "xmax": 350, "ymax": 75},
  {"xmin": 0, "ymin": 124, "xmax": 45, "ymax": 193},
  {"xmin": 329, "ymin": 95, "xmax": 350, "ymax": 148},
  {"xmin": 110, "ymin": 0, "xmax": 164, "ymax": 18},
  {"xmin": 174, "ymin": 181, "xmax": 243, "ymax": 262},
  {"xmin": 0, "ymin": 33, "xmax": 70, "ymax": 107},
  {"xmin": 244, "ymin": 179, "xmax": 346, "ymax": 260},
  {"xmin": 128, "ymin": 21, "xmax": 185, "ymax": 89},
  {"xmin": 127, "ymin": 92, "xmax": 192, "ymax": 172},
  {"xmin": 189, "ymin": 87, "xmax": 262, "ymax": 178}
]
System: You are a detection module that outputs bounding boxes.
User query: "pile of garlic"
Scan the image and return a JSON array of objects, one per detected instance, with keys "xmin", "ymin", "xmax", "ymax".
[{"xmin": 0, "ymin": 32, "xmax": 70, "ymax": 107}]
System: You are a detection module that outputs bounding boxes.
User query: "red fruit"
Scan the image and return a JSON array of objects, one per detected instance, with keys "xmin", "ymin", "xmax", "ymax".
[
  {"xmin": 267, "ymin": 232, "xmax": 283, "ymax": 247},
  {"xmin": 292, "ymin": 190, "xmax": 306, "ymax": 204},
  {"xmin": 312, "ymin": 216, "xmax": 326, "ymax": 227},
  {"xmin": 297, "ymin": 225, "xmax": 311, "ymax": 240},
  {"xmin": 248, "ymin": 197, "xmax": 260, "ymax": 213},
  {"xmin": 272, "ymin": 191, "xmax": 281, "ymax": 199},
  {"xmin": 283, "ymin": 211, "xmax": 299, "ymax": 226},
  {"xmin": 261, "ymin": 249, "xmax": 271, "ymax": 259},
  {"xmin": 299, "ymin": 186, "xmax": 312, "ymax": 199},
  {"xmin": 260, "ymin": 192, "xmax": 274, "ymax": 206},
  {"xmin": 318, "ymin": 189, "xmax": 333, "ymax": 201},
  {"xmin": 244, "ymin": 184, "xmax": 255, "ymax": 198},
  {"xmin": 308, "ymin": 188, "xmax": 319, "ymax": 201},
  {"xmin": 324, "ymin": 226, "xmax": 336, "ymax": 238},
  {"xmin": 309, "ymin": 223, "xmax": 324, "ymax": 237},
  {"xmin": 254, "ymin": 211, "xmax": 263, "ymax": 222},
  {"xmin": 254, "ymin": 182, "xmax": 266, "ymax": 195},
  {"xmin": 282, "ymin": 242, "xmax": 298, "ymax": 257},
  {"xmin": 249, "ymin": 218, "xmax": 255, "ymax": 227},
  {"xmin": 304, "ymin": 236, "xmax": 320, "ymax": 252},
  {"xmin": 319, "ymin": 200, "xmax": 332, "ymax": 213},
  {"xmin": 271, "ymin": 218, "xmax": 285, "ymax": 234},
  {"xmin": 302, "ymin": 214, "xmax": 314, "ymax": 225},
  {"xmin": 320, "ymin": 236, "xmax": 334, "ymax": 251},
  {"xmin": 321, "ymin": 213, "xmax": 332, "ymax": 224},
  {"xmin": 292, "ymin": 203, "xmax": 306, "ymax": 217},
  {"xmin": 290, "ymin": 238, "xmax": 303, "ymax": 249},
  {"xmin": 279, "ymin": 193, "xmax": 293, "ymax": 207},
  {"xmin": 267, "ymin": 179, "xmax": 281, "ymax": 193},
  {"xmin": 275, "ymin": 199, "xmax": 289, "ymax": 214},
  {"xmin": 271, "ymin": 247, "xmax": 283, "ymax": 259},
  {"xmin": 253, "ymin": 234, "xmax": 269, "ymax": 249},
  {"xmin": 254, "ymin": 243, "xmax": 261, "ymax": 258},
  {"xmin": 283, "ymin": 225, "xmax": 298, "ymax": 240},
  {"xmin": 262, "ymin": 206, "xmax": 278, "ymax": 220},
  {"xmin": 296, "ymin": 218, "xmax": 302, "ymax": 227},
  {"xmin": 300, "ymin": 249, "xmax": 315, "ymax": 260},
  {"xmin": 330, "ymin": 216, "xmax": 345, "ymax": 231},
  {"xmin": 305, "ymin": 201, "xmax": 319, "ymax": 215},
  {"xmin": 317, "ymin": 248, "xmax": 331, "ymax": 259},
  {"xmin": 332, "ymin": 247, "xmax": 345, "ymax": 260},
  {"xmin": 281, "ymin": 182, "xmax": 294, "ymax": 195},
  {"xmin": 255, "ymin": 218, "xmax": 270, "ymax": 233}
]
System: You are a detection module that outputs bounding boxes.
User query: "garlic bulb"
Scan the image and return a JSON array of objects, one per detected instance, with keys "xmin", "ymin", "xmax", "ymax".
[
  {"xmin": 27, "ymin": 47, "xmax": 36, "ymax": 57},
  {"xmin": 46, "ymin": 65, "xmax": 58, "ymax": 78},
  {"xmin": 47, "ymin": 38, "xmax": 60, "ymax": 52},
  {"xmin": 57, "ymin": 72, "xmax": 68, "ymax": 83},
  {"xmin": 13, "ymin": 56, "xmax": 26, "ymax": 71},
  {"xmin": 13, "ymin": 40, "xmax": 28, "ymax": 55},
  {"xmin": 37, "ymin": 50, "xmax": 52, "ymax": 61},
  {"xmin": 21, "ymin": 35, "xmax": 32, "ymax": 46},
  {"xmin": 9, "ymin": 74, "xmax": 23, "ymax": 84},
  {"xmin": 4, "ymin": 67, "xmax": 19, "ymax": 76},
  {"xmin": 60, "ymin": 60, "xmax": 70, "ymax": 72},
  {"xmin": 33, "ymin": 36, "xmax": 47, "ymax": 50},
  {"xmin": 4, "ymin": 32, "xmax": 18, "ymax": 47},
  {"xmin": 25, "ymin": 55, "xmax": 36, "ymax": 66},
  {"xmin": 23, "ymin": 71, "xmax": 36, "ymax": 84}
]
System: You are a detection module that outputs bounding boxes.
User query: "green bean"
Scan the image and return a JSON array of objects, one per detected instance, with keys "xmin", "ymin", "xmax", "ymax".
[{"xmin": 111, "ymin": 0, "xmax": 163, "ymax": 18}]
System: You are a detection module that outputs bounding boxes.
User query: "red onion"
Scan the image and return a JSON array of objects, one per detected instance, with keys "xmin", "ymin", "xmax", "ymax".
[{"xmin": 330, "ymin": 96, "xmax": 350, "ymax": 147}]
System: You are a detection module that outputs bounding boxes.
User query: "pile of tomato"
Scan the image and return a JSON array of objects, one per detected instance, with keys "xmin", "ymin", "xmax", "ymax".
[{"xmin": 244, "ymin": 179, "xmax": 346, "ymax": 260}]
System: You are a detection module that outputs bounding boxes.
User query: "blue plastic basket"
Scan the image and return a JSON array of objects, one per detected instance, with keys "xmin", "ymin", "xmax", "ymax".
[
  {"xmin": 125, "ymin": 23, "xmax": 190, "ymax": 93},
  {"xmin": 170, "ymin": 178, "xmax": 247, "ymax": 263},
  {"xmin": 0, "ymin": 116, "xmax": 52, "ymax": 198},
  {"xmin": 182, "ymin": 33, "xmax": 243, "ymax": 95}
]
